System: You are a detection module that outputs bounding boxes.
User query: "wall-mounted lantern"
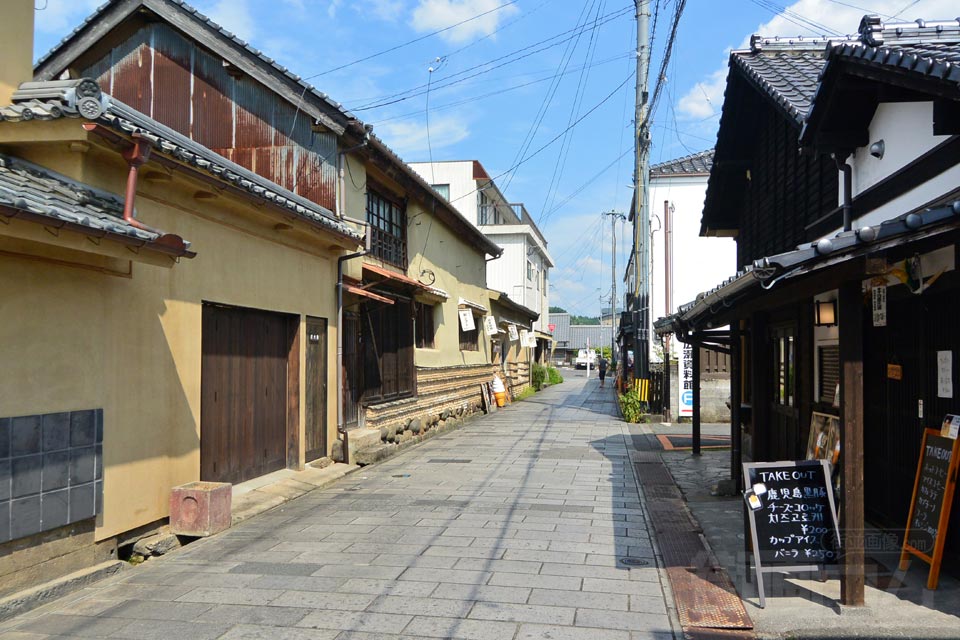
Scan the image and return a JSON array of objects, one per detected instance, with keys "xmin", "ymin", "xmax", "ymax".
[{"xmin": 815, "ymin": 299, "xmax": 837, "ymax": 326}]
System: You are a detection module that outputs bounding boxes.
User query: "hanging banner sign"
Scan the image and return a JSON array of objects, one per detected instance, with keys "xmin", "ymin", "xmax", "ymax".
[
  {"xmin": 938, "ymin": 351, "xmax": 953, "ymax": 399},
  {"xmin": 483, "ymin": 315, "xmax": 498, "ymax": 337},
  {"xmin": 526, "ymin": 332, "xmax": 537, "ymax": 348},
  {"xmin": 458, "ymin": 309, "xmax": 475, "ymax": 332},
  {"xmin": 679, "ymin": 343, "xmax": 694, "ymax": 417},
  {"xmin": 519, "ymin": 329, "xmax": 529, "ymax": 347},
  {"xmin": 872, "ymin": 284, "xmax": 887, "ymax": 327},
  {"xmin": 507, "ymin": 324, "xmax": 519, "ymax": 341}
]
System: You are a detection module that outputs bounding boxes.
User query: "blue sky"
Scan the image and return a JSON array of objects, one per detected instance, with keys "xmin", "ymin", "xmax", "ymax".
[{"xmin": 32, "ymin": 0, "xmax": 956, "ymax": 316}]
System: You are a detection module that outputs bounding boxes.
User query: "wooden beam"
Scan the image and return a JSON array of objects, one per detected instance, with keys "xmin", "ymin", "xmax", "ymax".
[
  {"xmin": 730, "ymin": 323, "xmax": 743, "ymax": 492},
  {"xmin": 839, "ymin": 280, "xmax": 865, "ymax": 606}
]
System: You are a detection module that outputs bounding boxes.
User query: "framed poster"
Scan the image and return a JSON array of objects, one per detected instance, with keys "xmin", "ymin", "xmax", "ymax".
[{"xmin": 805, "ymin": 412, "xmax": 840, "ymax": 464}]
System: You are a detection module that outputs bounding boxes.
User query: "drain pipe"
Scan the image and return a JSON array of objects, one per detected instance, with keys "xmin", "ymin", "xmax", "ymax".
[
  {"xmin": 834, "ymin": 152, "xmax": 853, "ymax": 232},
  {"xmin": 121, "ymin": 134, "xmax": 156, "ymax": 233}
]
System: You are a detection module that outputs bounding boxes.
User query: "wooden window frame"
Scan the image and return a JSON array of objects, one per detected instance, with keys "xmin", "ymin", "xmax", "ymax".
[
  {"xmin": 459, "ymin": 311, "xmax": 480, "ymax": 351},
  {"xmin": 366, "ymin": 186, "xmax": 407, "ymax": 269},
  {"xmin": 415, "ymin": 301, "xmax": 436, "ymax": 349},
  {"xmin": 361, "ymin": 299, "xmax": 415, "ymax": 404}
]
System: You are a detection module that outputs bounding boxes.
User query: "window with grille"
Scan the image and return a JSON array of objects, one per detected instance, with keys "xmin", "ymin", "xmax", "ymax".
[
  {"xmin": 459, "ymin": 313, "xmax": 480, "ymax": 351},
  {"xmin": 415, "ymin": 302, "xmax": 436, "ymax": 349},
  {"xmin": 361, "ymin": 299, "xmax": 415, "ymax": 403},
  {"xmin": 818, "ymin": 344, "xmax": 840, "ymax": 405},
  {"xmin": 367, "ymin": 188, "xmax": 407, "ymax": 268}
]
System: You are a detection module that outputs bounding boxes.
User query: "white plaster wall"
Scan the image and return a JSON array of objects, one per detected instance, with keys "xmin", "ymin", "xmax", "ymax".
[
  {"xmin": 408, "ymin": 161, "xmax": 479, "ymax": 225},
  {"xmin": 648, "ymin": 175, "xmax": 738, "ymax": 357}
]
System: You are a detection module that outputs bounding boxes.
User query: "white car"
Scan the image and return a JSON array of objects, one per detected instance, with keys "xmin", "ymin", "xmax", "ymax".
[{"xmin": 574, "ymin": 349, "xmax": 597, "ymax": 370}]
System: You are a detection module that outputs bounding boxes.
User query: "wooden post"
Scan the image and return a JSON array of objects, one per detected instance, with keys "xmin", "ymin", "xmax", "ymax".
[
  {"xmin": 693, "ymin": 342, "xmax": 701, "ymax": 456},
  {"xmin": 730, "ymin": 323, "xmax": 742, "ymax": 492},
  {"xmin": 839, "ymin": 280, "xmax": 865, "ymax": 606}
]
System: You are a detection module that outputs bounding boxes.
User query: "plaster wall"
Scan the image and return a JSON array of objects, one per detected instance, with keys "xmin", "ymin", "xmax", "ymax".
[
  {"xmin": 0, "ymin": 135, "xmax": 349, "ymax": 541},
  {"xmin": 648, "ymin": 175, "xmax": 737, "ymax": 358}
]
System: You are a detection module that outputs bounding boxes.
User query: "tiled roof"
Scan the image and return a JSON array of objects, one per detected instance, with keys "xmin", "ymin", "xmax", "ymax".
[
  {"xmin": 827, "ymin": 17, "xmax": 960, "ymax": 87},
  {"xmin": 35, "ymin": 0, "xmax": 354, "ymax": 128},
  {"xmin": 0, "ymin": 152, "xmax": 191, "ymax": 254},
  {"xmin": 650, "ymin": 149, "xmax": 714, "ymax": 177},
  {"xmin": 732, "ymin": 37, "xmax": 831, "ymax": 124},
  {"xmin": 0, "ymin": 80, "xmax": 362, "ymax": 242}
]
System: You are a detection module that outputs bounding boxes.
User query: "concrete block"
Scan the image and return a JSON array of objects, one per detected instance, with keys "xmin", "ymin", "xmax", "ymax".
[
  {"xmin": 68, "ymin": 447, "xmax": 95, "ymax": 485},
  {"xmin": 170, "ymin": 481, "xmax": 232, "ymax": 537},
  {"xmin": 42, "ymin": 451, "xmax": 69, "ymax": 492},
  {"xmin": 11, "ymin": 455, "xmax": 41, "ymax": 498},
  {"xmin": 69, "ymin": 484, "xmax": 94, "ymax": 521},
  {"xmin": 40, "ymin": 490, "xmax": 69, "ymax": 530},
  {"xmin": 10, "ymin": 496, "xmax": 41, "ymax": 539}
]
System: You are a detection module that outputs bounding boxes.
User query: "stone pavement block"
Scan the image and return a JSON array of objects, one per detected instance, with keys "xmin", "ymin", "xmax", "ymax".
[
  {"xmin": 503, "ymin": 549, "xmax": 586, "ymax": 564},
  {"xmin": 268, "ymin": 541, "xmax": 352, "ymax": 554},
  {"xmin": 337, "ymin": 578, "xmax": 438, "ymax": 597},
  {"xmin": 312, "ymin": 565, "xmax": 405, "ymax": 580},
  {"xmin": 229, "ymin": 562, "xmax": 323, "ymax": 576},
  {"xmin": 110, "ymin": 618, "xmax": 233, "ymax": 640},
  {"xmin": 247, "ymin": 575, "xmax": 346, "ymax": 592},
  {"xmin": 454, "ymin": 558, "xmax": 542, "ymax": 574},
  {"xmin": 218, "ymin": 623, "xmax": 339, "ymax": 640},
  {"xmin": 98, "ymin": 599, "xmax": 214, "ymax": 620},
  {"xmin": 548, "ymin": 541, "xmax": 621, "ymax": 555},
  {"xmin": 468, "ymin": 601, "xmax": 575, "ymax": 625},
  {"xmin": 470, "ymin": 537, "xmax": 552, "ymax": 551},
  {"xmin": 15, "ymin": 613, "xmax": 131, "ymax": 637},
  {"xmin": 399, "ymin": 568, "xmax": 492, "ymax": 585},
  {"xmin": 367, "ymin": 594, "xmax": 475, "ymax": 617},
  {"xmin": 529, "ymin": 588, "xmax": 629, "ymax": 610},
  {"xmin": 581, "ymin": 577, "xmax": 664, "ymax": 596},
  {"xmin": 93, "ymin": 583, "xmax": 195, "ymax": 601},
  {"xmin": 574, "ymin": 608, "xmax": 671, "ymax": 632},
  {"xmin": 629, "ymin": 594, "xmax": 668, "ymax": 614},
  {"xmin": 370, "ymin": 554, "xmax": 460, "ymax": 568},
  {"xmin": 398, "ymin": 533, "xmax": 475, "ymax": 547},
  {"xmin": 402, "ymin": 615, "xmax": 518, "ymax": 640},
  {"xmin": 270, "ymin": 590, "xmax": 376, "ymax": 610},
  {"xmin": 344, "ymin": 542, "xmax": 429, "ymax": 555},
  {"xmin": 488, "ymin": 573, "xmax": 582, "ymax": 591},
  {"xmin": 433, "ymin": 583, "xmax": 531, "ymax": 604},
  {"xmin": 424, "ymin": 546, "xmax": 505, "ymax": 560},
  {"xmin": 516, "ymin": 623, "xmax": 631, "ymax": 640},
  {"xmin": 294, "ymin": 552, "xmax": 379, "ymax": 565},
  {"xmin": 296, "ymin": 610, "xmax": 412, "ymax": 634},
  {"xmin": 538, "ymin": 562, "xmax": 636, "ymax": 581},
  {"xmin": 197, "ymin": 603, "xmax": 312, "ymax": 625},
  {"xmin": 175, "ymin": 586, "xmax": 285, "ymax": 606}
]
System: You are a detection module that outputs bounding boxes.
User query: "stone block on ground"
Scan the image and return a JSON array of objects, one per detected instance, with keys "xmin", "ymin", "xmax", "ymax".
[{"xmin": 131, "ymin": 533, "xmax": 181, "ymax": 557}]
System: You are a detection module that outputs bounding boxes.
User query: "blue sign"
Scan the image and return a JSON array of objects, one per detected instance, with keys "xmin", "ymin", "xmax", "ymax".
[{"xmin": 682, "ymin": 390, "xmax": 693, "ymax": 405}]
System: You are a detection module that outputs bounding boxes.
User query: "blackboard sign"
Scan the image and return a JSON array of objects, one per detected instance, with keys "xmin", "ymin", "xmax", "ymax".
[
  {"xmin": 743, "ymin": 460, "xmax": 840, "ymax": 607},
  {"xmin": 899, "ymin": 426, "xmax": 960, "ymax": 590}
]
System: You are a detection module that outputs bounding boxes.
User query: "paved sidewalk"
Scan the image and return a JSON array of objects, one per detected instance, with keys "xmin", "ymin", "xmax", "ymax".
[{"xmin": 0, "ymin": 372, "xmax": 677, "ymax": 640}]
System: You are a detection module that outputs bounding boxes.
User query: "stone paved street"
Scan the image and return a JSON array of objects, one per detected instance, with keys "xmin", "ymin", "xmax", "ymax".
[{"xmin": 0, "ymin": 372, "xmax": 678, "ymax": 640}]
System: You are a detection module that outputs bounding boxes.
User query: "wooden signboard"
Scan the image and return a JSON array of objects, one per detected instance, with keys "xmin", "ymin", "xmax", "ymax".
[
  {"xmin": 899, "ymin": 424, "xmax": 960, "ymax": 589},
  {"xmin": 743, "ymin": 460, "xmax": 840, "ymax": 608}
]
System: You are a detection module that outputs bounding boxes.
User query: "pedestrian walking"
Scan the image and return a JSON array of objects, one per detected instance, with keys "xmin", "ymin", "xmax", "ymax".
[{"xmin": 598, "ymin": 355, "xmax": 608, "ymax": 388}]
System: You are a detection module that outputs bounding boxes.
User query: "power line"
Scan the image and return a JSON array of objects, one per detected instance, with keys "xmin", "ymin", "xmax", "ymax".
[
  {"xmin": 303, "ymin": 0, "xmax": 522, "ymax": 80},
  {"xmin": 539, "ymin": 147, "xmax": 632, "ymax": 226},
  {"xmin": 349, "ymin": 5, "xmax": 633, "ymax": 113}
]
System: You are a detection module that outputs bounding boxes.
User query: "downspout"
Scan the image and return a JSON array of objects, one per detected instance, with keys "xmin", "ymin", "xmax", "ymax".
[
  {"xmin": 335, "ymin": 134, "xmax": 371, "ymax": 462},
  {"xmin": 834, "ymin": 153, "xmax": 853, "ymax": 232},
  {"xmin": 121, "ymin": 134, "xmax": 156, "ymax": 233}
]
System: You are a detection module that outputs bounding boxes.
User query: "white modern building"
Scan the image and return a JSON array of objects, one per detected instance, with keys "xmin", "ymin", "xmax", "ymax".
[
  {"xmin": 408, "ymin": 160, "xmax": 554, "ymax": 336},
  {"xmin": 646, "ymin": 150, "xmax": 737, "ymax": 358}
]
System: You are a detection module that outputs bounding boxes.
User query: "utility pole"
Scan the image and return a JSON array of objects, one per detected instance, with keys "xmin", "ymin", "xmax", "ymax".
[
  {"xmin": 605, "ymin": 210, "xmax": 625, "ymax": 363},
  {"xmin": 633, "ymin": 0, "xmax": 651, "ymax": 388}
]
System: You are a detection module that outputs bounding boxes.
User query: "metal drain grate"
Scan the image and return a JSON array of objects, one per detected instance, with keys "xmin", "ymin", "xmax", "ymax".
[{"xmin": 619, "ymin": 557, "xmax": 650, "ymax": 567}]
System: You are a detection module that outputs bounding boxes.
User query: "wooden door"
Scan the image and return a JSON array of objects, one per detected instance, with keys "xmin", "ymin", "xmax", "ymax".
[
  {"xmin": 341, "ymin": 312, "xmax": 361, "ymax": 429},
  {"xmin": 201, "ymin": 303, "xmax": 293, "ymax": 484},
  {"xmin": 305, "ymin": 316, "xmax": 328, "ymax": 462},
  {"xmin": 769, "ymin": 323, "xmax": 800, "ymax": 460}
]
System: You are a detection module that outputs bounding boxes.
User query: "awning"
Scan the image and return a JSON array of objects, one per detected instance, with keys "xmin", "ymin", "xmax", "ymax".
[
  {"xmin": 656, "ymin": 199, "xmax": 960, "ymax": 335},
  {"xmin": 458, "ymin": 297, "xmax": 488, "ymax": 313},
  {"xmin": 362, "ymin": 263, "xmax": 449, "ymax": 300},
  {"xmin": 342, "ymin": 282, "xmax": 394, "ymax": 304}
]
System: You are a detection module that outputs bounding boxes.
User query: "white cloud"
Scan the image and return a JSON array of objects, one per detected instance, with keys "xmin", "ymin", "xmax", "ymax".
[
  {"xmin": 376, "ymin": 113, "xmax": 470, "ymax": 158},
  {"xmin": 676, "ymin": 0, "xmax": 959, "ymax": 122},
  {"xmin": 362, "ymin": 0, "xmax": 407, "ymax": 22},
  {"xmin": 34, "ymin": 0, "xmax": 101, "ymax": 35},
  {"xmin": 411, "ymin": 0, "xmax": 520, "ymax": 44},
  {"xmin": 204, "ymin": 0, "xmax": 257, "ymax": 42}
]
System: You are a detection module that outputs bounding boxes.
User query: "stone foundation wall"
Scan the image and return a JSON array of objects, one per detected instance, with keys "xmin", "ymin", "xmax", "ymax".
[
  {"xmin": 363, "ymin": 363, "xmax": 498, "ymax": 433},
  {"xmin": 505, "ymin": 361, "xmax": 530, "ymax": 397}
]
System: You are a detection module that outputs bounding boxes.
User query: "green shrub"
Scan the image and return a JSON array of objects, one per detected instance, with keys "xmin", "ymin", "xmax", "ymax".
[
  {"xmin": 618, "ymin": 389, "xmax": 646, "ymax": 423},
  {"xmin": 531, "ymin": 363, "xmax": 547, "ymax": 390},
  {"xmin": 547, "ymin": 367, "xmax": 563, "ymax": 385},
  {"xmin": 515, "ymin": 386, "xmax": 536, "ymax": 401}
]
